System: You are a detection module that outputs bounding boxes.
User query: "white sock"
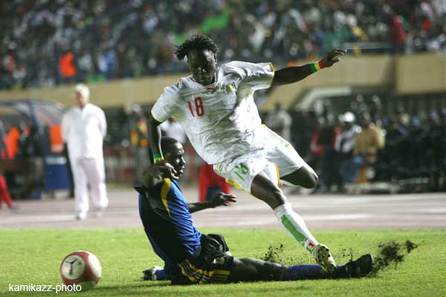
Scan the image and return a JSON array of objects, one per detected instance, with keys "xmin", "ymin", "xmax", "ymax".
[{"xmin": 274, "ymin": 203, "xmax": 319, "ymax": 253}]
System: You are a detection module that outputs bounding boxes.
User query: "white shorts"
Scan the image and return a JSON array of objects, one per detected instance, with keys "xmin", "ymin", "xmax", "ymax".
[{"xmin": 213, "ymin": 126, "xmax": 306, "ymax": 192}]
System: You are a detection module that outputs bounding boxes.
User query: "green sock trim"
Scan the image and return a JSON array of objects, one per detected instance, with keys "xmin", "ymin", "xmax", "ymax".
[
  {"xmin": 281, "ymin": 215, "xmax": 315, "ymax": 253},
  {"xmin": 281, "ymin": 215, "xmax": 306, "ymax": 245}
]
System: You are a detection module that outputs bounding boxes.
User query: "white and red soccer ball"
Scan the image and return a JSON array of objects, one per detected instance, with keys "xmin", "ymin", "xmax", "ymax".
[{"xmin": 60, "ymin": 251, "xmax": 102, "ymax": 291}]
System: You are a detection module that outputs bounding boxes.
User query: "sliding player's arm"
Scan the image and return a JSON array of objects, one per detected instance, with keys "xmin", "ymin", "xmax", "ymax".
[
  {"xmin": 271, "ymin": 48, "xmax": 346, "ymax": 87},
  {"xmin": 148, "ymin": 114, "xmax": 163, "ymax": 164},
  {"xmin": 147, "ymin": 115, "xmax": 178, "ymax": 180},
  {"xmin": 188, "ymin": 193, "xmax": 236, "ymax": 213},
  {"xmin": 139, "ymin": 160, "xmax": 236, "ymax": 212}
]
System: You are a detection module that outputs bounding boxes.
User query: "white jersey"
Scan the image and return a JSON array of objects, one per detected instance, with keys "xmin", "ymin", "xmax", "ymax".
[
  {"xmin": 62, "ymin": 103, "xmax": 107, "ymax": 161},
  {"xmin": 151, "ymin": 61, "xmax": 274, "ymax": 164},
  {"xmin": 159, "ymin": 120, "xmax": 187, "ymax": 144}
]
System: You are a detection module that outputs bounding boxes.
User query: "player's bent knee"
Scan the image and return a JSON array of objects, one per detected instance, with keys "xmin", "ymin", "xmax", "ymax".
[
  {"xmin": 281, "ymin": 166, "xmax": 318, "ymax": 188},
  {"xmin": 305, "ymin": 172, "xmax": 319, "ymax": 188},
  {"xmin": 297, "ymin": 169, "xmax": 318, "ymax": 189}
]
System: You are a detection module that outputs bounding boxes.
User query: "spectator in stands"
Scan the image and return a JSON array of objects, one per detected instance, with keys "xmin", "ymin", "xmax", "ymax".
[
  {"xmin": 265, "ymin": 103, "xmax": 292, "ymax": 142},
  {"xmin": 0, "ymin": 120, "xmax": 17, "ymax": 211},
  {"xmin": 353, "ymin": 113, "xmax": 385, "ymax": 184},
  {"xmin": 0, "ymin": 173, "xmax": 16, "ymax": 212},
  {"xmin": 17, "ymin": 125, "xmax": 44, "ymax": 198},
  {"xmin": 350, "ymin": 95, "xmax": 369, "ymax": 121},
  {"xmin": 381, "ymin": 111, "xmax": 410, "ymax": 180},
  {"xmin": 322, "ymin": 117, "xmax": 342, "ymax": 192},
  {"xmin": 310, "ymin": 115, "xmax": 340, "ymax": 192},
  {"xmin": 335, "ymin": 112, "xmax": 361, "ymax": 190},
  {"xmin": 425, "ymin": 110, "xmax": 446, "ymax": 190},
  {"xmin": 58, "ymin": 50, "xmax": 77, "ymax": 83},
  {"xmin": 368, "ymin": 95, "xmax": 384, "ymax": 127},
  {"xmin": 62, "ymin": 84, "xmax": 108, "ymax": 220},
  {"xmin": 129, "ymin": 104, "xmax": 150, "ymax": 182},
  {"xmin": 390, "ymin": 11, "xmax": 408, "ymax": 53},
  {"xmin": 0, "ymin": 121, "xmax": 7, "ymax": 160},
  {"xmin": 2, "ymin": 1, "xmax": 446, "ymax": 90},
  {"xmin": 2, "ymin": 125, "xmax": 20, "ymax": 160}
]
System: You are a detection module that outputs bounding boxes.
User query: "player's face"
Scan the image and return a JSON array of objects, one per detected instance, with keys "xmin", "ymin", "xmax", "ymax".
[
  {"xmin": 165, "ymin": 142, "xmax": 186, "ymax": 178},
  {"xmin": 187, "ymin": 49, "xmax": 216, "ymax": 86}
]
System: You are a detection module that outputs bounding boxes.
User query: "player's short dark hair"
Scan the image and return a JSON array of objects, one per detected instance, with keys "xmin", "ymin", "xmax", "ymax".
[
  {"xmin": 161, "ymin": 137, "xmax": 181, "ymax": 154},
  {"xmin": 175, "ymin": 34, "xmax": 218, "ymax": 60}
]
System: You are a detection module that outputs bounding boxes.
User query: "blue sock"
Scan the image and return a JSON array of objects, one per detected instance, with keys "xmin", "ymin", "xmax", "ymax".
[{"xmin": 284, "ymin": 264, "xmax": 326, "ymax": 280}]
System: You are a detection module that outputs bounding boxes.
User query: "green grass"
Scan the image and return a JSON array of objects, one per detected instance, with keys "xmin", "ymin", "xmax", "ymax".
[{"xmin": 1, "ymin": 228, "xmax": 445, "ymax": 296}]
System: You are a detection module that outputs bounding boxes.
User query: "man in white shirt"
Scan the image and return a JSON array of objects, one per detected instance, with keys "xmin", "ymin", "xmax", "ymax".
[
  {"xmin": 62, "ymin": 84, "xmax": 108, "ymax": 220},
  {"xmin": 148, "ymin": 35, "xmax": 345, "ymax": 272}
]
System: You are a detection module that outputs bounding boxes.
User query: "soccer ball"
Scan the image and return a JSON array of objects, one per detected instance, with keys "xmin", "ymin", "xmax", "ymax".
[{"xmin": 60, "ymin": 251, "xmax": 102, "ymax": 290}]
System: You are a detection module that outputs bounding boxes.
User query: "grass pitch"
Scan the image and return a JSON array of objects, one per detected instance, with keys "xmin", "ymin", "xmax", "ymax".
[{"xmin": 1, "ymin": 228, "xmax": 445, "ymax": 297}]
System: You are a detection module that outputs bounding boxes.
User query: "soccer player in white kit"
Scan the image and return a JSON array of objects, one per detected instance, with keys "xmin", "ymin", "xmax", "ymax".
[
  {"xmin": 148, "ymin": 35, "xmax": 345, "ymax": 272},
  {"xmin": 62, "ymin": 84, "xmax": 109, "ymax": 220}
]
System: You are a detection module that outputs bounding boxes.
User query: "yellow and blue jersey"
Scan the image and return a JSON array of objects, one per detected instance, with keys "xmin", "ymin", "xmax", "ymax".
[{"xmin": 138, "ymin": 178, "xmax": 202, "ymax": 276}]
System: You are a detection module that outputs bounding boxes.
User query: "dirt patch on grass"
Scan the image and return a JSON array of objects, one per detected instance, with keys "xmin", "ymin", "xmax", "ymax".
[
  {"xmin": 371, "ymin": 240, "xmax": 418, "ymax": 275},
  {"xmin": 260, "ymin": 240, "xmax": 419, "ymax": 277}
]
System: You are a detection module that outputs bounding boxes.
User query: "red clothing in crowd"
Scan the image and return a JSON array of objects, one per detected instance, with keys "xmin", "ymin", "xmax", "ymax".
[
  {"xmin": 1, "ymin": 126, "xmax": 17, "ymax": 209},
  {"xmin": 390, "ymin": 15, "xmax": 407, "ymax": 47},
  {"xmin": 59, "ymin": 51, "xmax": 77, "ymax": 78},
  {"xmin": 2, "ymin": 127, "xmax": 20, "ymax": 159},
  {"xmin": 0, "ymin": 175, "xmax": 14, "ymax": 209},
  {"xmin": 198, "ymin": 163, "xmax": 230, "ymax": 202},
  {"xmin": 310, "ymin": 126, "xmax": 341, "ymax": 157}
]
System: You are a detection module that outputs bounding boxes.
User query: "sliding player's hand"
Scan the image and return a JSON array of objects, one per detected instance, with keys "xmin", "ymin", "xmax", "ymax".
[
  {"xmin": 210, "ymin": 192, "xmax": 236, "ymax": 208},
  {"xmin": 320, "ymin": 48, "xmax": 346, "ymax": 68},
  {"xmin": 142, "ymin": 162, "xmax": 178, "ymax": 188},
  {"xmin": 154, "ymin": 161, "xmax": 179, "ymax": 180}
]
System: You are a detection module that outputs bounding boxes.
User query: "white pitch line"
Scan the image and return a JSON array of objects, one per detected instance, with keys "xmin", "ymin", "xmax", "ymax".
[
  {"xmin": 303, "ymin": 213, "xmax": 373, "ymax": 221},
  {"xmin": 1, "ymin": 214, "xmax": 75, "ymax": 224},
  {"xmin": 415, "ymin": 208, "xmax": 446, "ymax": 214}
]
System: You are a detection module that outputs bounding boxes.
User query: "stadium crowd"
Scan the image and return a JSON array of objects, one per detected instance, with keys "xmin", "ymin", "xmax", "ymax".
[
  {"xmin": 280, "ymin": 98, "xmax": 446, "ymax": 193},
  {"xmin": 2, "ymin": 0, "xmax": 446, "ymax": 90}
]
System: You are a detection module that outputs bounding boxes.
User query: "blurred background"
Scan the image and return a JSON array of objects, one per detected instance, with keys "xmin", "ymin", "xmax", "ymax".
[{"xmin": 1, "ymin": 0, "xmax": 446, "ymax": 202}]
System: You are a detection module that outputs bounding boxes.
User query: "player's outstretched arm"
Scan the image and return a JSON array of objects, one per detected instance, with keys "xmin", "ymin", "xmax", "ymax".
[
  {"xmin": 188, "ymin": 193, "xmax": 236, "ymax": 213},
  {"xmin": 271, "ymin": 49, "xmax": 346, "ymax": 87}
]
